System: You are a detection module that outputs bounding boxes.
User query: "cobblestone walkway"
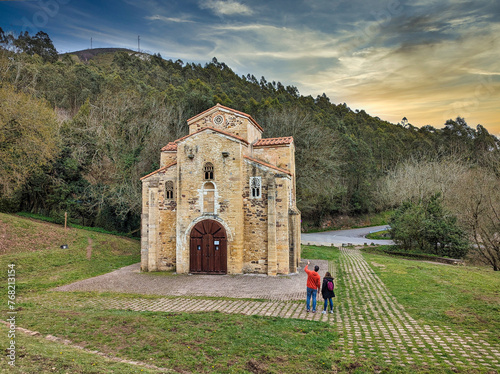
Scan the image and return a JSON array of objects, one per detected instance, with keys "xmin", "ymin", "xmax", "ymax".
[
  {"xmin": 336, "ymin": 248, "xmax": 499, "ymax": 370},
  {"xmin": 60, "ymin": 249, "xmax": 499, "ymax": 370}
]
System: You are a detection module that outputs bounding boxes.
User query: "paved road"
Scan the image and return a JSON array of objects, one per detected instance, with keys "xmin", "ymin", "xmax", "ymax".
[{"xmin": 301, "ymin": 225, "xmax": 394, "ymax": 247}]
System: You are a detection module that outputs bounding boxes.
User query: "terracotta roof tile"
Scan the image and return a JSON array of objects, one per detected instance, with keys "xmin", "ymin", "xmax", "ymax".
[
  {"xmin": 243, "ymin": 156, "xmax": 292, "ymax": 176},
  {"xmin": 160, "ymin": 142, "xmax": 177, "ymax": 151},
  {"xmin": 254, "ymin": 137, "xmax": 293, "ymax": 147},
  {"xmin": 140, "ymin": 161, "xmax": 177, "ymax": 181}
]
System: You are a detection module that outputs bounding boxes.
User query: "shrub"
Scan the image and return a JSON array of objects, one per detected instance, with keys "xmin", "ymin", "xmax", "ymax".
[{"xmin": 390, "ymin": 193, "xmax": 469, "ymax": 258}]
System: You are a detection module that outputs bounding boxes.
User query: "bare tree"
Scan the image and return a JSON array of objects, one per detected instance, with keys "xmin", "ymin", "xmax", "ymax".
[
  {"xmin": 375, "ymin": 156, "xmax": 469, "ymax": 209},
  {"xmin": 449, "ymin": 169, "xmax": 500, "ymax": 270},
  {"xmin": 376, "ymin": 157, "xmax": 500, "ymax": 270},
  {"xmin": 69, "ymin": 90, "xmax": 183, "ymax": 221}
]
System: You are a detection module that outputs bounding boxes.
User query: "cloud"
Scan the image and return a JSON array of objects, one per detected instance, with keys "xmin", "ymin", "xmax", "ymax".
[
  {"xmin": 145, "ymin": 15, "xmax": 194, "ymax": 23},
  {"xmin": 207, "ymin": 23, "xmax": 342, "ymax": 60},
  {"xmin": 199, "ymin": 0, "xmax": 253, "ymax": 16}
]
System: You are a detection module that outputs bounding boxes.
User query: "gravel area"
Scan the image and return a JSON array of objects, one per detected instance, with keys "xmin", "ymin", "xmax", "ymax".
[{"xmin": 54, "ymin": 259, "xmax": 329, "ymax": 301}]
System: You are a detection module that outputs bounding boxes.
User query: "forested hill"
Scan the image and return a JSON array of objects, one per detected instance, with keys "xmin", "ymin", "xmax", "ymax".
[
  {"xmin": 62, "ymin": 47, "xmax": 138, "ymax": 63},
  {"xmin": 1, "ymin": 29, "xmax": 499, "ymax": 234}
]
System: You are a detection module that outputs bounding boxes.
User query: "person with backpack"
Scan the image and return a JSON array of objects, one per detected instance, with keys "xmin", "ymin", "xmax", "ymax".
[
  {"xmin": 304, "ymin": 260, "xmax": 321, "ymax": 313},
  {"xmin": 321, "ymin": 272, "xmax": 335, "ymax": 314}
]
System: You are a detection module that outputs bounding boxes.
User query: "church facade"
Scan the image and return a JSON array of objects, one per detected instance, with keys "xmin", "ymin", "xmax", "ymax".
[{"xmin": 140, "ymin": 104, "xmax": 301, "ymax": 275}]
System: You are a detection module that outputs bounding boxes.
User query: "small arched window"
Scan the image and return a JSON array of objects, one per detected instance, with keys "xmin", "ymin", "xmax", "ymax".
[
  {"xmin": 204, "ymin": 162, "xmax": 214, "ymax": 180},
  {"xmin": 165, "ymin": 180, "xmax": 174, "ymax": 200}
]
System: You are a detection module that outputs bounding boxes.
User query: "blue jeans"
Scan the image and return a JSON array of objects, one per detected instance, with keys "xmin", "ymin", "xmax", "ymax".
[
  {"xmin": 306, "ymin": 287, "xmax": 317, "ymax": 311},
  {"xmin": 323, "ymin": 298, "xmax": 333, "ymax": 312}
]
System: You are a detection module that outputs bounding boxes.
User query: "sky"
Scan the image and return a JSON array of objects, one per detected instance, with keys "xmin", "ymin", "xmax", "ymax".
[{"xmin": 1, "ymin": 0, "xmax": 499, "ymax": 135}]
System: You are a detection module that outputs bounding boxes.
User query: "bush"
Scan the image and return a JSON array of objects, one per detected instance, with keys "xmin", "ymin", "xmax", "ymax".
[{"xmin": 390, "ymin": 193, "xmax": 469, "ymax": 258}]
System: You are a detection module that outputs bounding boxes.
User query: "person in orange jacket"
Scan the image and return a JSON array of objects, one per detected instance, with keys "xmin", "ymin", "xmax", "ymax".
[{"xmin": 304, "ymin": 260, "xmax": 321, "ymax": 313}]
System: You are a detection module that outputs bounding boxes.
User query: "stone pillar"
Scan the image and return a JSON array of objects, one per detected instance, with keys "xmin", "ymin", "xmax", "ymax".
[
  {"xmin": 176, "ymin": 222, "xmax": 189, "ymax": 274},
  {"xmin": 267, "ymin": 177, "xmax": 277, "ymax": 276},
  {"xmin": 147, "ymin": 186, "xmax": 158, "ymax": 271},
  {"xmin": 140, "ymin": 182, "xmax": 149, "ymax": 271},
  {"xmin": 288, "ymin": 209, "xmax": 301, "ymax": 273}
]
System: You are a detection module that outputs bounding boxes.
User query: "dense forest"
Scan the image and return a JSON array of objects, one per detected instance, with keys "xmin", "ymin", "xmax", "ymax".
[{"xmin": 1, "ymin": 28, "xmax": 499, "ymax": 265}]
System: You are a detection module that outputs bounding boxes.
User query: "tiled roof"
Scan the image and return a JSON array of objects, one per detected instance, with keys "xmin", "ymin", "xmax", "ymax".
[
  {"xmin": 243, "ymin": 156, "xmax": 292, "ymax": 176},
  {"xmin": 161, "ymin": 142, "xmax": 177, "ymax": 151},
  {"xmin": 187, "ymin": 103, "xmax": 264, "ymax": 132},
  {"xmin": 253, "ymin": 137, "xmax": 293, "ymax": 147},
  {"xmin": 160, "ymin": 127, "xmax": 248, "ymax": 152},
  {"xmin": 140, "ymin": 161, "xmax": 177, "ymax": 181}
]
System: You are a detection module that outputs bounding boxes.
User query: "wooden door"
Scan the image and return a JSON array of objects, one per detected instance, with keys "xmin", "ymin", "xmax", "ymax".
[{"xmin": 190, "ymin": 220, "xmax": 227, "ymax": 274}]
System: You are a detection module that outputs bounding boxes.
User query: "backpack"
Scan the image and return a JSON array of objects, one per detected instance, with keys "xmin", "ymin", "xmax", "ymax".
[{"xmin": 327, "ymin": 280, "xmax": 334, "ymax": 292}]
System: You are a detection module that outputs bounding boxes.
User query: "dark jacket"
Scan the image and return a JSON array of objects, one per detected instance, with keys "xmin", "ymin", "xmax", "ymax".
[{"xmin": 321, "ymin": 277, "xmax": 335, "ymax": 299}]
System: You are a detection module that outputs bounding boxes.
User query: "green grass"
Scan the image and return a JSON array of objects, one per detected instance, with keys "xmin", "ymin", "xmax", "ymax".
[
  {"xmin": 302, "ymin": 245, "xmax": 341, "ymax": 262},
  {"xmin": 362, "ymin": 251, "xmax": 500, "ymax": 344},
  {"xmin": 10, "ymin": 295, "xmax": 337, "ymax": 374},
  {"xmin": 0, "ymin": 324, "xmax": 161, "ymax": 374},
  {"xmin": 365, "ymin": 229, "xmax": 390, "ymax": 240},
  {"xmin": 16, "ymin": 212, "xmax": 139, "ymax": 239},
  {"xmin": 0, "ymin": 213, "xmax": 140, "ymax": 294},
  {"xmin": 352, "ymin": 210, "xmax": 394, "ymax": 228},
  {"xmin": 1, "ymin": 214, "xmax": 498, "ymax": 373}
]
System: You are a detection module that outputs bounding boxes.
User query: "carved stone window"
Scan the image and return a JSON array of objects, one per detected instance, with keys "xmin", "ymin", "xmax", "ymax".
[
  {"xmin": 250, "ymin": 177, "xmax": 261, "ymax": 198},
  {"xmin": 213, "ymin": 114, "xmax": 224, "ymax": 126},
  {"xmin": 204, "ymin": 162, "xmax": 214, "ymax": 180},
  {"xmin": 165, "ymin": 180, "xmax": 174, "ymax": 200}
]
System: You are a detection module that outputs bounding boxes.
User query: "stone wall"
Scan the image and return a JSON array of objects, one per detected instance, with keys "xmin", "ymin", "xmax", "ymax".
[
  {"xmin": 160, "ymin": 151, "xmax": 177, "ymax": 168},
  {"xmin": 242, "ymin": 163, "xmax": 270, "ymax": 273},
  {"xmin": 188, "ymin": 109, "xmax": 262, "ymax": 145},
  {"xmin": 175, "ymin": 130, "xmax": 245, "ymax": 274},
  {"xmin": 275, "ymin": 175, "xmax": 292, "ymax": 274},
  {"xmin": 141, "ymin": 105, "xmax": 300, "ymax": 276}
]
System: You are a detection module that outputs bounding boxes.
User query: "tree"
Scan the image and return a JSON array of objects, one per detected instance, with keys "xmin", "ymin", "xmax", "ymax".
[
  {"xmin": 0, "ymin": 84, "xmax": 59, "ymax": 197},
  {"xmin": 257, "ymin": 107, "xmax": 342, "ymax": 222},
  {"xmin": 448, "ymin": 169, "xmax": 500, "ymax": 270},
  {"xmin": 0, "ymin": 27, "xmax": 6, "ymax": 45},
  {"xmin": 375, "ymin": 156, "xmax": 469, "ymax": 209},
  {"xmin": 31, "ymin": 31, "xmax": 58, "ymax": 63},
  {"xmin": 12, "ymin": 30, "xmax": 58, "ymax": 62},
  {"xmin": 390, "ymin": 193, "xmax": 469, "ymax": 258}
]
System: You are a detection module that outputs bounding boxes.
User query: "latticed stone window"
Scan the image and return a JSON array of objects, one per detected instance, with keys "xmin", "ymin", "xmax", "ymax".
[
  {"xmin": 165, "ymin": 180, "xmax": 174, "ymax": 199},
  {"xmin": 250, "ymin": 177, "xmax": 261, "ymax": 198},
  {"xmin": 204, "ymin": 162, "xmax": 214, "ymax": 180}
]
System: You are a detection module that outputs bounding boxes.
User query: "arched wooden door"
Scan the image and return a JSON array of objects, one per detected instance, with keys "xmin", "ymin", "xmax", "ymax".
[{"xmin": 190, "ymin": 220, "xmax": 227, "ymax": 274}]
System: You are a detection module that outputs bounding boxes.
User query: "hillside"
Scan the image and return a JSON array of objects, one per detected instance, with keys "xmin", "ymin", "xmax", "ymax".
[
  {"xmin": 0, "ymin": 212, "xmax": 140, "ymax": 292},
  {"xmin": 1, "ymin": 29, "xmax": 499, "ymax": 233},
  {"xmin": 61, "ymin": 47, "xmax": 148, "ymax": 65}
]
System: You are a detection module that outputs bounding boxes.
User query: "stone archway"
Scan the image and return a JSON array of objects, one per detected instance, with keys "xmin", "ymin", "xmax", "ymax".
[{"xmin": 189, "ymin": 219, "xmax": 227, "ymax": 274}]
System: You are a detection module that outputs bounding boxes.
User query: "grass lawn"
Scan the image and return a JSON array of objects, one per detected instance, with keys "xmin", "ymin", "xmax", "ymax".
[
  {"xmin": 1, "ymin": 214, "xmax": 498, "ymax": 373},
  {"xmin": 362, "ymin": 251, "xmax": 500, "ymax": 345},
  {"xmin": 365, "ymin": 230, "xmax": 390, "ymax": 240},
  {"xmin": 0, "ymin": 213, "xmax": 140, "ymax": 294}
]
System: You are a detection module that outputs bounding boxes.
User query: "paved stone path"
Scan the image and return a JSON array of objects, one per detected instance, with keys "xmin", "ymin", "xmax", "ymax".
[
  {"xmin": 336, "ymin": 248, "xmax": 499, "ymax": 370},
  {"xmin": 55, "ymin": 261, "xmax": 319, "ymax": 301},
  {"xmin": 54, "ymin": 248, "xmax": 499, "ymax": 370}
]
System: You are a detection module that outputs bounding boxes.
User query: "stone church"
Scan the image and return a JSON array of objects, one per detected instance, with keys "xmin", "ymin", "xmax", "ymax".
[{"xmin": 140, "ymin": 104, "xmax": 301, "ymax": 275}]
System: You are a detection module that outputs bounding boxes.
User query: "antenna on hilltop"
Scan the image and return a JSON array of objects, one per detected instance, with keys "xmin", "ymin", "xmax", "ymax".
[
  {"xmin": 90, "ymin": 37, "xmax": 92, "ymax": 50},
  {"xmin": 138, "ymin": 35, "xmax": 140, "ymax": 53}
]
